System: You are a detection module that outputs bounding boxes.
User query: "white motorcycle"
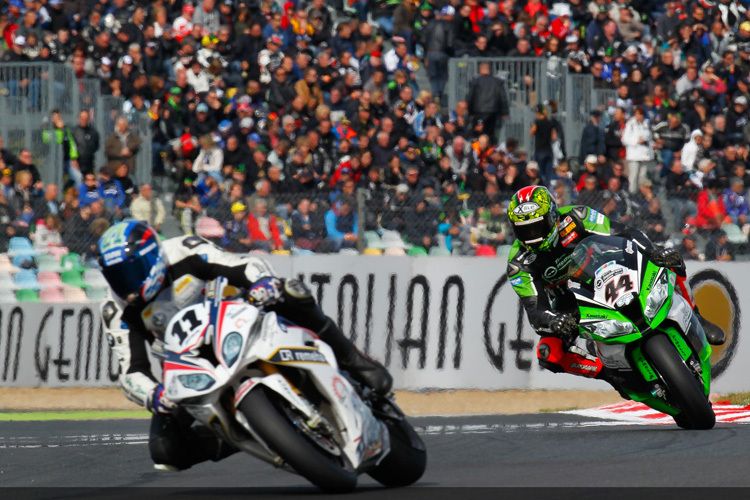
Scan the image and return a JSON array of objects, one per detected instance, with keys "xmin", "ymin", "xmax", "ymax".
[{"xmin": 157, "ymin": 278, "xmax": 426, "ymax": 492}]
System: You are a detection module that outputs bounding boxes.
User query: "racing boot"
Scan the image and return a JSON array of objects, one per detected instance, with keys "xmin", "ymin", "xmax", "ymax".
[
  {"xmin": 265, "ymin": 279, "xmax": 393, "ymax": 395},
  {"xmin": 694, "ymin": 307, "xmax": 726, "ymax": 346},
  {"xmin": 318, "ymin": 319, "xmax": 394, "ymax": 395},
  {"xmin": 150, "ymin": 413, "xmax": 238, "ymax": 471}
]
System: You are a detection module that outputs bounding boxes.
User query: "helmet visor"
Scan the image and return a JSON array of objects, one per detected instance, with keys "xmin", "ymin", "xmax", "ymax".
[
  {"xmin": 513, "ymin": 213, "xmax": 555, "ymax": 247},
  {"xmin": 101, "ymin": 256, "xmax": 153, "ymax": 301}
]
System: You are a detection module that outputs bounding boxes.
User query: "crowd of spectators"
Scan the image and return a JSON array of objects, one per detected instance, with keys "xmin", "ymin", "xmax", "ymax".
[{"xmin": 4, "ymin": 0, "xmax": 750, "ymax": 259}]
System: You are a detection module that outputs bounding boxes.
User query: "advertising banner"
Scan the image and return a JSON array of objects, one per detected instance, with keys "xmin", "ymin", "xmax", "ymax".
[{"xmin": 1, "ymin": 257, "xmax": 745, "ymax": 392}]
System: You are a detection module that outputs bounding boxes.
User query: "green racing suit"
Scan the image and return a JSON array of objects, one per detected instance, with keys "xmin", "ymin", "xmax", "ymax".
[{"xmin": 506, "ymin": 205, "xmax": 656, "ymax": 335}]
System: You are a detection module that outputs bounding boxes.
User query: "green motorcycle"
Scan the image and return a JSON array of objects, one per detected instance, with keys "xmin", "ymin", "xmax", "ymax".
[{"xmin": 568, "ymin": 235, "xmax": 715, "ymax": 430}]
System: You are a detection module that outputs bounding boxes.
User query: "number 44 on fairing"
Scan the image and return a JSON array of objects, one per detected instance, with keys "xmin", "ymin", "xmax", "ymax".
[{"xmin": 569, "ymin": 235, "xmax": 715, "ymax": 430}]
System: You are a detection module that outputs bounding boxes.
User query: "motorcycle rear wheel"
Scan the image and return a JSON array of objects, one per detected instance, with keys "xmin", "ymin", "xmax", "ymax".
[
  {"xmin": 643, "ymin": 333, "xmax": 715, "ymax": 430},
  {"xmin": 367, "ymin": 416, "xmax": 426, "ymax": 487},
  {"xmin": 239, "ymin": 386, "xmax": 358, "ymax": 492}
]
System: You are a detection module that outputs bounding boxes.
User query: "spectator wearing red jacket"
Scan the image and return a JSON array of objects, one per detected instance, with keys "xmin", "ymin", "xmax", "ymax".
[
  {"xmin": 549, "ymin": 4, "xmax": 573, "ymax": 39},
  {"xmin": 690, "ymin": 180, "xmax": 730, "ymax": 231},
  {"xmin": 246, "ymin": 198, "xmax": 283, "ymax": 252},
  {"xmin": 524, "ymin": 0, "xmax": 548, "ymax": 20},
  {"xmin": 329, "ymin": 161, "xmax": 362, "ymax": 188}
]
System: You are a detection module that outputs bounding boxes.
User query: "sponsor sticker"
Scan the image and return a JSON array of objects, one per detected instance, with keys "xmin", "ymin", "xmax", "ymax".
[
  {"xmin": 625, "ymin": 240, "xmax": 634, "ymax": 254},
  {"xmin": 560, "ymin": 221, "xmax": 577, "ymax": 238},
  {"xmin": 571, "ymin": 363, "xmax": 598, "ymax": 372},
  {"xmin": 270, "ymin": 348, "xmax": 328, "ymax": 364},
  {"xmin": 173, "ymin": 276, "xmax": 192, "ymax": 295},
  {"xmin": 102, "ymin": 249, "xmax": 124, "ymax": 265},
  {"xmin": 615, "ymin": 292, "xmax": 635, "ymax": 308},
  {"xmin": 510, "ymin": 277, "xmax": 524, "ymax": 286},
  {"xmin": 596, "ymin": 213, "xmax": 605, "ymax": 225},
  {"xmin": 513, "ymin": 202, "xmax": 541, "ymax": 215},
  {"xmin": 595, "ymin": 261, "xmax": 617, "ymax": 276},
  {"xmin": 561, "ymin": 231, "xmax": 577, "ymax": 246},
  {"xmin": 587, "ymin": 209, "xmax": 599, "ymax": 223},
  {"xmin": 599, "ymin": 267, "xmax": 624, "ymax": 283},
  {"xmin": 138, "ymin": 242, "xmax": 157, "ymax": 256}
]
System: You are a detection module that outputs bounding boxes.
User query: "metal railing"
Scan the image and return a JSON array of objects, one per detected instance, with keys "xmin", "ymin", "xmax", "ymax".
[
  {"xmin": 156, "ymin": 181, "xmax": 732, "ymax": 257},
  {"xmin": 447, "ymin": 57, "xmax": 619, "ymax": 160},
  {"xmin": 0, "ymin": 63, "xmax": 152, "ymax": 188}
]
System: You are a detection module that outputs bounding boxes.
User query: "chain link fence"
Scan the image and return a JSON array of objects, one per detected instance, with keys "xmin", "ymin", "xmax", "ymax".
[
  {"xmin": 153, "ymin": 177, "xmax": 738, "ymax": 259},
  {"xmin": 0, "ymin": 175, "xmax": 740, "ymax": 264},
  {"xmin": 0, "ymin": 63, "xmax": 153, "ymax": 189}
]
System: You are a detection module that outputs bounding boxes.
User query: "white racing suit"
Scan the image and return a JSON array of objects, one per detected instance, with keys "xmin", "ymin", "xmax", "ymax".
[{"xmin": 101, "ymin": 234, "xmax": 390, "ymax": 469}]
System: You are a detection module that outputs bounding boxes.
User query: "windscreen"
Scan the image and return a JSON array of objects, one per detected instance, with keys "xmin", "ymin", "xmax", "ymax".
[{"xmin": 568, "ymin": 236, "xmax": 631, "ymax": 286}]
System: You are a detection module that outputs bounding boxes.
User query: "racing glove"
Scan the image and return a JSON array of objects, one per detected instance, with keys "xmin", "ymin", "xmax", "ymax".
[
  {"xmin": 649, "ymin": 247, "xmax": 686, "ymax": 277},
  {"xmin": 247, "ymin": 277, "xmax": 284, "ymax": 307},
  {"xmin": 550, "ymin": 313, "xmax": 579, "ymax": 348},
  {"xmin": 146, "ymin": 384, "xmax": 178, "ymax": 414}
]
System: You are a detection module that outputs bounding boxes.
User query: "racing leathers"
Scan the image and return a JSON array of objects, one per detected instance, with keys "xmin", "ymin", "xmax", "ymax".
[
  {"xmin": 101, "ymin": 234, "xmax": 391, "ymax": 470},
  {"xmin": 506, "ymin": 205, "xmax": 720, "ymax": 380}
]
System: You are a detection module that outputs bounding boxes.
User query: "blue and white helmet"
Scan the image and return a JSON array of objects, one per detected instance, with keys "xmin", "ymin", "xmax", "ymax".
[{"xmin": 97, "ymin": 221, "xmax": 167, "ymax": 303}]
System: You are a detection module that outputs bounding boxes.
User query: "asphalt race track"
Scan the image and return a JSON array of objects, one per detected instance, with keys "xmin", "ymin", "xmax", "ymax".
[{"xmin": 2, "ymin": 413, "xmax": 750, "ymax": 492}]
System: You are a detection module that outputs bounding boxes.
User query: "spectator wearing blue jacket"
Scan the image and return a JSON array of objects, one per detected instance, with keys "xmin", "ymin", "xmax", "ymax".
[
  {"xmin": 195, "ymin": 173, "xmax": 223, "ymax": 217},
  {"xmin": 79, "ymin": 172, "xmax": 103, "ymax": 207},
  {"xmin": 723, "ymin": 177, "xmax": 750, "ymax": 227},
  {"xmin": 97, "ymin": 167, "xmax": 126, "ymax": 214},
  {"xmin": 262, "ymin": 13, "xmax": 292, "ymax": 48},
  {"xmin": 412, "ymin": 101, "xmax": 443, "ymax": 140},
  {"xmin": 324, "ymin": 197, "xmax": 358, "ymax": 251}
]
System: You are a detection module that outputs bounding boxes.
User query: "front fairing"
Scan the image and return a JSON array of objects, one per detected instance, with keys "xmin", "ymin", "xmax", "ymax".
[
  {"xmin": 160, "ymin": 286, "xmax": 389, "ymax": 471},
  {"xmin": 571, "ymin": 236, "xmax": 676, "ymax": 343}
]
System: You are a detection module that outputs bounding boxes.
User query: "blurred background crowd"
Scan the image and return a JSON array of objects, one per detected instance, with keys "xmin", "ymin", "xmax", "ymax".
[{"xmin": 1, "ymin": 0, "xmax": 750, "ymax": 264}]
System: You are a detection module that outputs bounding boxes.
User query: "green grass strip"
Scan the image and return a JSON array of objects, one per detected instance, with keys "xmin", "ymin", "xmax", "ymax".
[{"xmin": 0, "ymin": 410, "xmax": 150, "ymax": 421}]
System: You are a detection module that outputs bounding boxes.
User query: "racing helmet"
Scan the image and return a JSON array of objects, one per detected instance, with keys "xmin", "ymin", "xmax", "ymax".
[
  {"xmin": 508, "ymin": 186, "xmax": 560, "ymax": 252},
  {"xmin": 97, "ymin": 221, "xmax": 167, "ymax": 303}
]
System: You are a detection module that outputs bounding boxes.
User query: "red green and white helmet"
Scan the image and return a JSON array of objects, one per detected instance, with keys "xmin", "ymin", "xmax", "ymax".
[{"xmin": 508, "ymin": 186, "xmax": 560, "ymax": 252}]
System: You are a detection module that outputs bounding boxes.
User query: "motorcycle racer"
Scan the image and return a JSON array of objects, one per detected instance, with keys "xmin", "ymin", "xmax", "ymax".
[
  {"xmin": 97, "ymin": 220, "xmax": 392, "ymax": 470},
  {"xmin": 506, "ymin": 186, "xmax": 725, "ymax": 384}
]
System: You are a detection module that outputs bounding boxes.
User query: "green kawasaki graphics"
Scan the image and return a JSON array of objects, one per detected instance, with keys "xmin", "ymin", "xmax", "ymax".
[{"xmin": 569, "ymin": 235, "xmax": 715, "ymax": 430}]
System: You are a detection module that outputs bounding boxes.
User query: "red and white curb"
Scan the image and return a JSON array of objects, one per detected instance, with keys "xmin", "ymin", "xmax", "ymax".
[{"xmin": 562, "ymin": 399, "xmax": 750, "ymax": 425}]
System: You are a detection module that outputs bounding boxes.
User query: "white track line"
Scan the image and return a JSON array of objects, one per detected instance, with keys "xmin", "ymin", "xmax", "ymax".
[
  {"xmin": 0, "ymin": 433, "xmax": 150, "ymax": 449},
  {"xmin": 0, "ymin": 420, "xmax": 623, "ymax": 449},
  {"xmin": 7, "ymin": 404, "xmax": 749, "ymax": 450}
]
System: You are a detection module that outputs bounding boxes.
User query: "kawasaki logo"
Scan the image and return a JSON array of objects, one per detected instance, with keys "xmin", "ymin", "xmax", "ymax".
[{"xmin": 513, "ymin": 202, "xmax": 541, "ymax": 215}]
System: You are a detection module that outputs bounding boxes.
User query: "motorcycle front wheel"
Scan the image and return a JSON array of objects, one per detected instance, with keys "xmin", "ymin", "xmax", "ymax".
[
  {"xmin": 239, "ymin": 386, "xmax": 358, "ymax": 492},
  {"xmin": 643, "ymin": 333, "xmax": 716, "ymax": 430}
]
